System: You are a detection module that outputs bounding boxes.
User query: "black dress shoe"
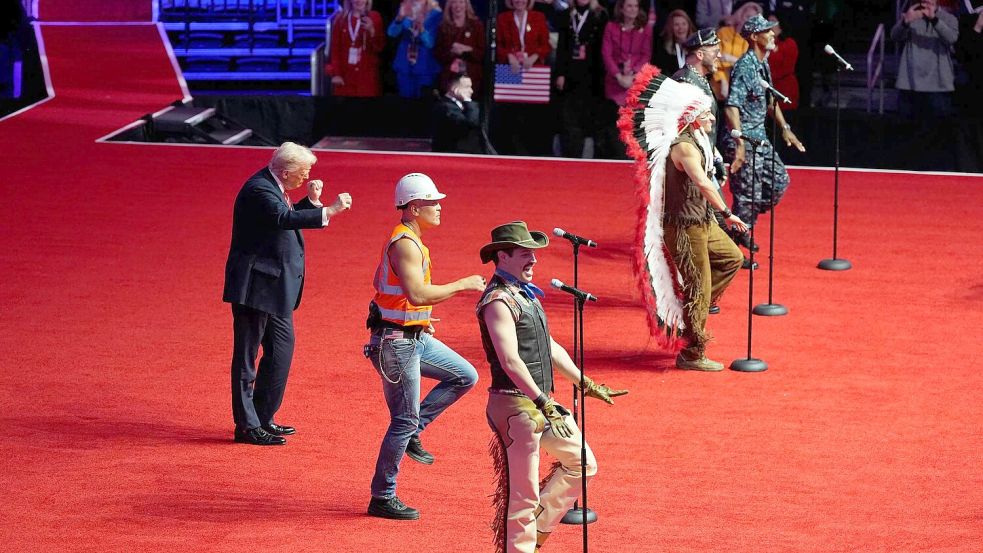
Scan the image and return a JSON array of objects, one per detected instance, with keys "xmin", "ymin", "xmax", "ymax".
[
  {"xmin": 234, "ymin": 427, "xmax": 286, "ymax": 446},
  {"xmin": 741, "ymin": 258, "xmax": 759, "ymax": 270},
  {"xmin": 367, "ymin": 496, "xmax": 420, "ymax": 520},
  {"xmin": 708, "ymin": 305, "xmax": 721, "ymax": 315},
  {"xmin": 262, "ymin": 422, "xmax": 296, "ymax": 436},
  {"xmin": 405, "ymin": 436, "xmax": 434, "ymax": 465}
]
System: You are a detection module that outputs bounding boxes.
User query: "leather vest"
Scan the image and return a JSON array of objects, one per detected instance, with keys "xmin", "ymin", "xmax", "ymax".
[
  {"xmin": 477, "ymin": 278, "xmax": 553, "ymax": 394},
  {"xmin": 663, "ymin": 128, "xmax": 714, "ymax": 227}
]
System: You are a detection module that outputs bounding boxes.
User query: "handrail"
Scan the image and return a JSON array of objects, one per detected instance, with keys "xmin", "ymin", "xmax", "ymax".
[
  {"xmin": 311, "ymin": 18, "xmax": 331, "ymax": 96},
  {"xmin": 867, "ymin": 23, "xmax": 885, "ymax": 114},
  {"xmin": 22, "ymin": 0, "xmax": 38, "ymax": 19}
]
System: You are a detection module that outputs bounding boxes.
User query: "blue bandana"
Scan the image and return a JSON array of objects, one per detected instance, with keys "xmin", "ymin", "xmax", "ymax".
[{"xmin": 495, "ymin": 269, "xmax": 545, "ymax": 301}]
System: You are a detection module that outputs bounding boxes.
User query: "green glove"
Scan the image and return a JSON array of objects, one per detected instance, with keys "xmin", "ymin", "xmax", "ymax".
[
  {"xmin": 534, "ymin": 394, "xmax": 573, "ymax": 438},
  {"xmin": 579, "ymin": 375, "xmax": 629, "ymax": 405}
]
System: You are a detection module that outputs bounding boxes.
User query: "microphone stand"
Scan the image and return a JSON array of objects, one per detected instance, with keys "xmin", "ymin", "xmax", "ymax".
[
  {"xmin": 818, "ymin": 66, "xmax": 852, "ymax": 271},
  {"xmin": 731, "ymin": 140, "xmax": 768, "ymax": 373},
  {"xmin": 561, "ymin": 241, "xmax": 597, "ymax": 527},
  {"xmin": 753, "ymin": 93, "xmax": 788, "ymax": 317}
]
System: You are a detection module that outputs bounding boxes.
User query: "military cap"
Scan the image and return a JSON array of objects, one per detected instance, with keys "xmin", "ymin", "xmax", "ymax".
[{"xmin": 740, "ymin": 14, "xmax": 778, "ymax": 38}]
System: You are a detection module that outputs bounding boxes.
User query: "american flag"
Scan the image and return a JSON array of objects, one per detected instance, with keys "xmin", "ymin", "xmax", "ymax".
[{"xmin": 493, "ymin": 64, "xmax": 551, "ymax": 104}]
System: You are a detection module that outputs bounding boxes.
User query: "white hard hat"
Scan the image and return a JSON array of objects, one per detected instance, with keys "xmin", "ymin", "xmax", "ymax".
[{"xmin": 394, "ymin": 173, "xmax": 446, "ymax": 207}]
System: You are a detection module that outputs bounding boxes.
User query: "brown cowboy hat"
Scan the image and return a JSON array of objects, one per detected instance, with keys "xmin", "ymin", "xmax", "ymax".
[{"xmin": 479, "ymin": 221, "xmax": 550, "ymax": 264}]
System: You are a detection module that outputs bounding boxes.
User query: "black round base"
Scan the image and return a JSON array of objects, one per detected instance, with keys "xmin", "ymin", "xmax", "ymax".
[
  {"xmin": 818, "ymin": 258, "xmax": 852, "ymax": 271},
  {"xmin": 730, "ymin": 357, "xmax": 768, "ymax": 372},
  {"xmin": 560, "ymin": 507, "xmax": 598, "ymax": 525},
  {"xmin": 753, "ymin": 303, "xmax": 788, "ymax": 317}
]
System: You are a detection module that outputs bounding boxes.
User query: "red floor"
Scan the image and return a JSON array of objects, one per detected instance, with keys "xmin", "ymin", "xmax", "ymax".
[{"xmin": 1, "ymin": 22, "xmax": 982, "ymax": 553}]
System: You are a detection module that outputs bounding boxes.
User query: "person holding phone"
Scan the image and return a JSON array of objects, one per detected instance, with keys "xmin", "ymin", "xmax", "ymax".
[
  {"xmin": 431, "ymin": 72, "xmax": 486, "ymax": 154},
  {"xmin": 891, "ymin": 0, "xmax": 959, "ymax": 118}
]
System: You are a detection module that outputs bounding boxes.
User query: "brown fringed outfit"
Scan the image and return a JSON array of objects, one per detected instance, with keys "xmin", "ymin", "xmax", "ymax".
[{"xmin": 663, "ymin": 128, "xmax": 744, "ymax": 360}]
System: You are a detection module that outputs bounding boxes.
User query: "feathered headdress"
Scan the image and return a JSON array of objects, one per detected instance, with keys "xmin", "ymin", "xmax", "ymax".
[{"xmin": 617, "ymin": 65, "xmax": 714, "ymax": 349}]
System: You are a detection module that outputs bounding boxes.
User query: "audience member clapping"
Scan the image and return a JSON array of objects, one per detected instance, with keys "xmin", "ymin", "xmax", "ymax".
[{"xmin": 387, "ymin": 0, "xmax": 443, "ymax": 98}]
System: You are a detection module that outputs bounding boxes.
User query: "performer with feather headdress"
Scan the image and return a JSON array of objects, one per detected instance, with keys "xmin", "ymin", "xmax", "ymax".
[{"xmin": 618, "ymin": 65, "xmax": 747, "ymax": 371}]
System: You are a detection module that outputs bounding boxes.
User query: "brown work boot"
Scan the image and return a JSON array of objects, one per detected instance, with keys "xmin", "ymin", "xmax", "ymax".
[{"xmin": 676, "ymin": 353, "xmax": 724, "ymax": 372}]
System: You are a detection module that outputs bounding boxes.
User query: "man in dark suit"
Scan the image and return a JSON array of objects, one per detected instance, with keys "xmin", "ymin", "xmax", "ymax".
[
  {"xmin": 431, "ymin": 72, "xmax": 486, "ymax": 154},
  {"xmin": 223, "ymin": 142, "xmax": 353, "ymax": 446}
]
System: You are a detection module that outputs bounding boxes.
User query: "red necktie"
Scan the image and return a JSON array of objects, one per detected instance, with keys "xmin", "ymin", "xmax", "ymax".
[{"xmin": 284, "ymin": 191, "xmax": 293, "ymax": 211}]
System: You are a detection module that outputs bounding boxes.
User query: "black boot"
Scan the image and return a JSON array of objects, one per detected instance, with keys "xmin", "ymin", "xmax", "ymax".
[
  {"xmin": 405, "ymin": 435, "xmax": 435, "ymax": 465},
  {"xmin": 730, "ymin": 229, "xmax": 759, "ymax": 252}
]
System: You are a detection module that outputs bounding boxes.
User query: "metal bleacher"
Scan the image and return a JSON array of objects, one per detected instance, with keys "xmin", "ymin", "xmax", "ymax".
[{"xmin": 159, "ymin": 0, "xmax": 339, "ymax": 91}]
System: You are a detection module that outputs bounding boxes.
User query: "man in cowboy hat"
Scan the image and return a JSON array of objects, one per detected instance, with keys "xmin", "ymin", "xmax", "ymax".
[
  {"xmin": 722, "ymin": 13, "xmax": 805, "ymax": 255},
  {"xmin": 476, "ymin": 221, "xmax": 627, "ymax": 552},
  {"xmin": 364, "ymin": 172, "xmax": 486, "ymax": 521}
]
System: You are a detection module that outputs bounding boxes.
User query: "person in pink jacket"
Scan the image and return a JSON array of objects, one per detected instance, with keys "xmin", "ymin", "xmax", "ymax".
[{"xmin": 601, "ymin": 0, "xmax": 652, "ymax": 106}]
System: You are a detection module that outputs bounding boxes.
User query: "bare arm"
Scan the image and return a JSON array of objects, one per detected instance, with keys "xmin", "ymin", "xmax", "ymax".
[
  {"xmin": 390, "ymin": 238, "xmax": 484, "ymax": 306},
  {"xmin": 549, "ymin": 336, "xmax": 583, "ymax": 385},
  {"xmin": 483, "ymin": 301, "xmax": 546, "ymax": 400},
  {"xmin": 672, "ymin": 141, "xmax": 749, "ymax": 232},
  {"xmin": 771, "ymin": 104, "xmax": 806, "ymax": 152}
]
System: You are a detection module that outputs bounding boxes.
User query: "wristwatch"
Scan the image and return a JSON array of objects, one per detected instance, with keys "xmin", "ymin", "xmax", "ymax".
[
  {"xmin": 782, "ymin": 123, "xmax": 791, "ymax": 130},
  {"xmin": 718, "ymin": 208, "xmax": 733, "ymax": 218}
]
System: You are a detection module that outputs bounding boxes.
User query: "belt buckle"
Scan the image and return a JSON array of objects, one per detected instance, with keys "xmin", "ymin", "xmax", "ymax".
[{"xmin": 382, "ymin": 328, "xmax": 404, "ymax": 340}]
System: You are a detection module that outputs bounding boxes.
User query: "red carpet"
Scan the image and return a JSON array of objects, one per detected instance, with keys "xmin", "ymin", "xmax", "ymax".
[
  {"xmin": 38, "ymin": 0, "xmax": 152, "ymax": 22},
  {"xmin": 1, "ymin": 23, "xmax": 982, "ymax": 553}
]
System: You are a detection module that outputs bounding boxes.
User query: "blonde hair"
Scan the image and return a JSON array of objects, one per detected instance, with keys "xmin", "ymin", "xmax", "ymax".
[
  {"xmin": 440, "ymin": 0, "xmax": 477, "ymax": 29},
  {"xmin": 400, "ymin": 0, "xmax": 440, "ymax": 19},
  {"xmin": 341, "ymin": 0, "xmax": 373, "ymax": 16},
  {"xmin": 270, "ymin": 142, "xmax": 317, "ymax": 175},
  {"xmin": 660, "ymin": 9, "xmax": 696, "ymax": 50}
]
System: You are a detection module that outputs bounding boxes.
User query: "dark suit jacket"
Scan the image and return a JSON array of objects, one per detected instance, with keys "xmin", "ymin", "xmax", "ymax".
[
  {"xmin": 431, "ymin": 97, "xmax": 484, "ymax": 154},
  {"xmin": 223, "ymin": 167, "xmax": 325, "ymax": 318}
]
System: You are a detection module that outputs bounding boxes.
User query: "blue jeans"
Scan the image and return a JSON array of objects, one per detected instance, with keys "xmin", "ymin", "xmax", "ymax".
[{"xmin": 367, "ymin": 329, "xmax": 478, "ymax": 499}]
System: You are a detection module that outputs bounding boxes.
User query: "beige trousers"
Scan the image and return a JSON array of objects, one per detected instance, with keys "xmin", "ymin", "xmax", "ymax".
[{"xmin": 487, "ymin": 392, "xmax": 598, "ymax": 553}]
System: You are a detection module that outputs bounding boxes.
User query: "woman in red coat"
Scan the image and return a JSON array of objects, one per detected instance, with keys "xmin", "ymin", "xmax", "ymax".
[
  {"xmin": 496, "ymin": 0, "xmax": 551, "ymax": 71},
  {"xmin": 434, "ymin": 0, "xmax": 486, "ymax": 94},
  {"xmin": 767, "ymin": 14, "xmax": 799, "ymax": 111},
  {"xmin": 328, "ymin": 0, "xmax": 386, "ymax": 97}
]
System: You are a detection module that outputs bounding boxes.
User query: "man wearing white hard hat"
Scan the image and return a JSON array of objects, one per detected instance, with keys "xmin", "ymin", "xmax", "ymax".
[{"xmin": 364, "ymin": 172, "xmax": 486, "ymax": 520}]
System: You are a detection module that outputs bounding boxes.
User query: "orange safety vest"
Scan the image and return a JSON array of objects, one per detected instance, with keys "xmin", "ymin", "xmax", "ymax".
[{"xmin": 372, "ymin": 223, "xmax": 432, "ymax": 327}]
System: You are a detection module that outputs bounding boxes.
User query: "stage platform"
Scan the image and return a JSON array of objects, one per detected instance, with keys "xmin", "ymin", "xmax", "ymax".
[{"xmin": 1, "ymin": 19, "xmax": 982, "ymax": 553}]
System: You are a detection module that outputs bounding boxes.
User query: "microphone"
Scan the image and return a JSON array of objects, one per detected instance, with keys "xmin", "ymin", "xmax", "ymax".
[
  {"xmin": 551, "ymin": 279, "xmax": 598, "ymax": 302},
  {"xmin": 553, "ymin": 228, "xmax": 597, "ymax": 248},
  {"xmin": 759, "ymin": 77, "xmax": 791, "ymax": 104},
  {"xmin": 823, "ymin": 44, "xmax": 854, "ymax": 71},
  {"xmin": 730, "ymin": 129, "xmax": 763, "ymax": 147}
]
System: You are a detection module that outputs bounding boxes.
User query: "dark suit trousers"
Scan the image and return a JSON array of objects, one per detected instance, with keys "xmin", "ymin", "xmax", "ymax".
[{"xmin": 231, "ymin": 303, "xmax": 295, "ymax": 430}]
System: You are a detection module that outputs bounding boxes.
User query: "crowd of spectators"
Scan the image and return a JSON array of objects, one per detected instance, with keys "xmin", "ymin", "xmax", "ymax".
[{"xmin": 319, "ymin": 0, "xmax": 983, "ymax": 157}]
